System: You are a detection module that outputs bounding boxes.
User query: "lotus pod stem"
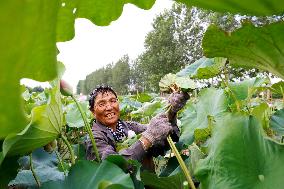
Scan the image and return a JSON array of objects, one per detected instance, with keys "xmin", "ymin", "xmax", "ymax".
[{"xmin": 30, "ymin": 153, "xmax": 41, "ymax": 187}]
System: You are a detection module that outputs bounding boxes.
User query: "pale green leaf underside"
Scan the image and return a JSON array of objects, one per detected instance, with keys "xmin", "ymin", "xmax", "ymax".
[{"xmin": 202, "ymin": 23, "xmax": 284, "ymax": 79}]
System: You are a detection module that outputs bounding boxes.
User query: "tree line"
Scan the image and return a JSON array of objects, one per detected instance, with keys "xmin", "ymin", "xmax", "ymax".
[{"xmin": 77, "ymin": 3, "xmax": 283, "ymax": 95}]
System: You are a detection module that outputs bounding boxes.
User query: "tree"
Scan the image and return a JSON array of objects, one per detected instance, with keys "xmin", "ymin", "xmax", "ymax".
[
  {"xmin": 76, "ymin": 80, "xmax": 86, "ymax": 94},
  {"xmin": 111, "ymin": 55, "xmax": 130, "ymax": 94}
]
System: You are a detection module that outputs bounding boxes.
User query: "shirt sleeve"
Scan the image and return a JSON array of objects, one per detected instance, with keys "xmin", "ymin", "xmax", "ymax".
[{"xmin": 85, "ymin": 129, "xmax": 146, "ymax": 162}]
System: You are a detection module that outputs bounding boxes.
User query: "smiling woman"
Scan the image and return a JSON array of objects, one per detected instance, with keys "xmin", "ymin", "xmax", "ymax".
[
  {"xmin": 85, "ymin": 85, "xmax": 186, "ymax": 170},
  {"xmin": 92, "ymin": 88, "xmax": 120, "ymax": 130}
]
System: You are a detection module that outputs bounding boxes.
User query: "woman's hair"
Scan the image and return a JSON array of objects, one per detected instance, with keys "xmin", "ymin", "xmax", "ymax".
[{"xmin": 88, "ymin": 85, "xmax": 117, "ymax": 112}]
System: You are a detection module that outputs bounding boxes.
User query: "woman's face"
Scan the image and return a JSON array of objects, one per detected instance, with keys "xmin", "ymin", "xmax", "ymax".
[{"xmin": 92, "ymin": 91, "xmax": 120, "ymax": 129}]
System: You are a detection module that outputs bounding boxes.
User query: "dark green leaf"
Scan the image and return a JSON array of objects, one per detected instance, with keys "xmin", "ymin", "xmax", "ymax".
[
  {"xmin": 0, "ymin": 156, "xmax": 19, "ymax": 189},
  {"xmin": 141, "ymin": 171, "xmax": 185, "ymax": 189}
]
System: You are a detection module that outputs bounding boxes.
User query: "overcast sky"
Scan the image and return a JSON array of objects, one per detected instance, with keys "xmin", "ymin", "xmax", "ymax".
[{"xmin": 22, "ymin": 0, "xmax": 173, "ymax": 90}]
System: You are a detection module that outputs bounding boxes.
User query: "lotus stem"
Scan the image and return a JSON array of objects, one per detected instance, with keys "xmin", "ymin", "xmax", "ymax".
[
  {"xmin": 30, "ymin": 153, "xmax": 41, "ymax": 188},
  {"xmin": 61, "ymin": 134, "xmax": 75, "ymax": 165},
  {"xmin": 71, "ymin": 95, "xmax": 101, "ymax": 162},
  {"xmin": 167, "ymin": 136, "xmax": 196, "ymax": 189},
  {"xmin": 55, "ymin": 150, "xmax": 67, "ymax": 177}
]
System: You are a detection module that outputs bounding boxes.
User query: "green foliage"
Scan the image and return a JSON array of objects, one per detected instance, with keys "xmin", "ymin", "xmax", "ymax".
[
  {"xmin": 82, "ymin": 55, "xmax": 130, "ymax": 95},
  {"xmin": 141, "ymin": 171, "xmax": 186, "ymax": 189},
  {"xmin": 195, "ymin": 114, "xmax": 284, "ymax": 189},
  {"xmin": 131, "ymin": 99, "xmax": 166, "ymax": 119},
  {"xmin": 0, "ymin": 155, "xmax": 19, "ymax": 188},
  {"xmin": 180, "ymin": 88, "xmax": 228, "ymax": 145},
  {"xmin": 270, "ymin": 81, "xmax": 284, "ymax": 96},
  {"xmin": 203, "ymin": 22, "xmax": 284, "ymax": 79},
  {"xmin": 228, "ymin": 77, "xmax": 270, "ymax": 101},
  {"xmin": 132, "ymin": 8, "xmax": 189, "ymax": 92},
  {"xmin": 41, "ymin": 160, "xmax": 134, "ymax": 189},
  {"xmin": 0, "ymin": 0, "xmax": 156, "ymax": 140},
  {"xmin": 176, "ymin": 0, "xmax": 284, "ymax": 16},
  {"xmin": 270, "ymin": 109, "xmax": 284, "ymax": 136},
  {"xmin": 2, "ymin": 0, "xmax": 284, "ymax": 188},
  {"xmin": 177, "ymin": 57, "xmax": 226, "ymax": 79},
  {"xmin": 0, "ymin": 0, "xmax": 58, "ymax": 139},
  {"xmin": 0, "ymin": 84, "xmax": 63, "ymax": 164},
  {"xmin": 9, "ymin": 148, "xmax": 64, "ymax": 188},
  {"xmin": 111, "ymin": 55, "xmax": 131, "ymax": 94},
  {"xmin": 66, "ymin": 101, "xmax": 92, "ymax": 128}
]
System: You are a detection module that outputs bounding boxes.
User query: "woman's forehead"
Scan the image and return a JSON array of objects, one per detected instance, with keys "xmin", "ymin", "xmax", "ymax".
[{"xmin": 95, "ymin": 91, "xmax": 116, "ymax": 101}]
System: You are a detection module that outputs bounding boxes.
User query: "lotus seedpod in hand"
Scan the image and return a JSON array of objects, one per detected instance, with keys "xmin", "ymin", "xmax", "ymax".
[{"xmin": 60, "ymin": 80, "xmax": 73, "ymax": 96}]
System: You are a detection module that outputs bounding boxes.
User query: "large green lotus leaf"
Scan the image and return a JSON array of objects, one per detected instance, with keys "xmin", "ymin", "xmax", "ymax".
[
  {"xmin": 41, "ymin": 160, "xmax": 134, "ymax": 189},
  {"xmin": 76, "ymin": 0, "xmax": 155, "ymax": 26},
  {"xmin": 176, "ymin": 0, "xmax": 284, "ymax": 16},
  {"xmin": 270, "ymin": 109, "xmax": 284, "ymax": 136},
  {"xmin": 180, "ymin": 88, "xmax": 228, "ymax": 145},
  {"xmin": 0, "ymin": 85, "xmax": 63, "ymax": 163},
  {"xmin": 177, "ymin": 57, "xmax": 226, "ymax": 79},
  {"xmin": 9, "ymin": 148, "xmax": 64, "ymax": 188},
  {"xmin": 195, "ymin": 113, "xmax": 284, "ymax": 189},
  {"xmin": 66, "ymin": 101, "xmax": 91, "ymax": 128},
  {"xmin": 228, "ymin": 77, "xmax": 270, "ymax": 101},
  {"xmin": 0, "ymin": 0, "xmax": 59, "ymax": 139},
  {"xmin": 141, "ymin": 171, "xmax": 185, "ymax": 189},
  {"xmin": 203, "ymin": 22, "xmax": 284, "ymax": 79},
  {"xmin": 56, "ymin": 0, "xmax": 78, "ymax": 42}
]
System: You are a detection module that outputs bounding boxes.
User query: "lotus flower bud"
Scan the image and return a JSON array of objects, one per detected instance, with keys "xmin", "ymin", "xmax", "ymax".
[{"xmin": 60, "ymin": 80, "xmax": 73, "ymax": 96}]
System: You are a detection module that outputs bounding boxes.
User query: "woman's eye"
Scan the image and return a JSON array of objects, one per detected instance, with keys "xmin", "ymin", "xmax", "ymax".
[{"xmin": 111, "ymin": 99, "xmax": 117, "ymax": 103}]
